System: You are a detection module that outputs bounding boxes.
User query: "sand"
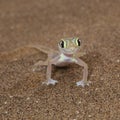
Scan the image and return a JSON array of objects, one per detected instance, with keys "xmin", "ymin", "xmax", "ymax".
[{"xmin": 0, "ymin": 0, "xmax": 120, "ymax": 120}]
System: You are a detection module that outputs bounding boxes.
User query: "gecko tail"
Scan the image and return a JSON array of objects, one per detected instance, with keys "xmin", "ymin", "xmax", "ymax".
[
  {"xmin": 0, "ymin": 44, "xmax": 58, "ymax": 61},
  {"xmin": 26, "ymin": 44, "xmax": 52, "ymax": 54},
  {"xmin": 26, "ymin": 44, "xmax": 59, "ymax": 55}
]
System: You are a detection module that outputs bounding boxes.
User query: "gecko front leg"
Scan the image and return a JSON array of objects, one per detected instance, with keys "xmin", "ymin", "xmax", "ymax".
[
  {"xmin": 75, "ymin": 58, "xmax": 91, "ymax": 87},
  {"xmin": 42, "ymin": 55, "xmax": 60, "ymax": 85}
]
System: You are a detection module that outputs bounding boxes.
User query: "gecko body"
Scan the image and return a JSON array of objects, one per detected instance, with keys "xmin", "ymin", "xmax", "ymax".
[{"xmin": 32, "ymin": 37, "xmax": 91, "ymax": 87}]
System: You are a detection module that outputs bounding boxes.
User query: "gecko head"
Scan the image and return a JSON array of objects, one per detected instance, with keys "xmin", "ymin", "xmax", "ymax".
[{"xmin": 58, "ymin": 37, "xmax": 81, "ymax": 55}]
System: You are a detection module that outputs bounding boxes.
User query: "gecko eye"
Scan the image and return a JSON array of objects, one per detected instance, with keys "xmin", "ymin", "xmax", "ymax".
[
  {"xmin": 77, "ymin": 39, "xmax": 81, "ymax": 46},
  {"xmin": 59, "ymin": 40, "xmax": 64, "ymax": 48}
]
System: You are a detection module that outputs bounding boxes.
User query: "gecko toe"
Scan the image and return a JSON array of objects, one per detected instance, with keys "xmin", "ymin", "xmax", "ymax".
[
  {"xmin": 76, "ymin": 80, "xmax": 91, "ymax": 87},
  {"xmin": 42, "ymin": 79, "xmax": 58, "ymax": 85}
]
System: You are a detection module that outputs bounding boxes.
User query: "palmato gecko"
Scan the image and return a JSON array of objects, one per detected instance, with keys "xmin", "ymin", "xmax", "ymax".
[{"xmin": 31, "ymin": 37, "xmax": 91, "ymax": 87}]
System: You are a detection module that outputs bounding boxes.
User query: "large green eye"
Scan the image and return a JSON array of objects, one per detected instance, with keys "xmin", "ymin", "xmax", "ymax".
[
  {"xmin": 59, "ymin": 40, "xmax": 64, "ymax": 48},
  {"xmin": 77, "ymin": 39, "xmax": 81, "ymax": 46}
]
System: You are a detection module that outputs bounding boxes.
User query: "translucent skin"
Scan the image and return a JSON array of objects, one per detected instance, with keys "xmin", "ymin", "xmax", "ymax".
[{"xmin": 32, "ymin": 38, "xmax": 91, "ymax": 87}]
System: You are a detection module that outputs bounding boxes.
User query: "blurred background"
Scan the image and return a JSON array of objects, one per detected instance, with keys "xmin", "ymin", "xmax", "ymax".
[{"xmin": 0, "ymin": 0, "xmax": 119, "ymax": 54}]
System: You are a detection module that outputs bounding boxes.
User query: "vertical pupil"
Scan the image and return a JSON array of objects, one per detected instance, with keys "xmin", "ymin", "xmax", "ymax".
[
  {"xmin": 77, "ymin": 39, "xmax": 81, "ymax": 46},
  {"xmin": 60, "ymin": 41, "xmax": 64, "ymax": 48}
]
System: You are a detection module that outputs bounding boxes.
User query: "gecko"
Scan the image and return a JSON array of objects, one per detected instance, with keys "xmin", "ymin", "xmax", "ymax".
[{"xmin": 31, "ymin": 37, "xmax": 91, "ymax": 87}]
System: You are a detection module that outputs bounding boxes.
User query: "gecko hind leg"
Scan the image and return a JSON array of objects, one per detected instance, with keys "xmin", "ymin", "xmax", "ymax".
[{"xmin": 33, "ymin": 60, "xmax": 48, "ymax": 72}]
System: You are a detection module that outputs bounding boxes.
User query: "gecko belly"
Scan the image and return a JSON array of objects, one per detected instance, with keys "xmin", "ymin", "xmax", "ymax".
[
  {"xmin": 55, "ymin": 61, "xmax": 71, "ymax": 67},
  {"xmin": 55, "ymin": 54, "xmax": 75, "ymax": 67}
]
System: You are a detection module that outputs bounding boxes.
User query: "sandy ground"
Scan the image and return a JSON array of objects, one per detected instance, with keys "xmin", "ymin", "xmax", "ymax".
[{"xmin": 0, "ymin": 0, "xmax": 120, "ymax": 120}]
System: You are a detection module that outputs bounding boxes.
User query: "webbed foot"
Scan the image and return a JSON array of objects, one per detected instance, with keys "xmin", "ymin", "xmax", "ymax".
[
  {"xmin": 42, "ymin": 79, "xmax": 58, "ymax": 85},
  {"xmin": 76, "ymin": 80, "xmax": 91, "ymax": 87}
]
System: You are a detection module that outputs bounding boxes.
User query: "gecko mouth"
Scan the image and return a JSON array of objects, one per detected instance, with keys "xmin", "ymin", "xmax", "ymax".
[{"xmin": 63, "ymin": 48, "xmax": 77, "ymax": 54}]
